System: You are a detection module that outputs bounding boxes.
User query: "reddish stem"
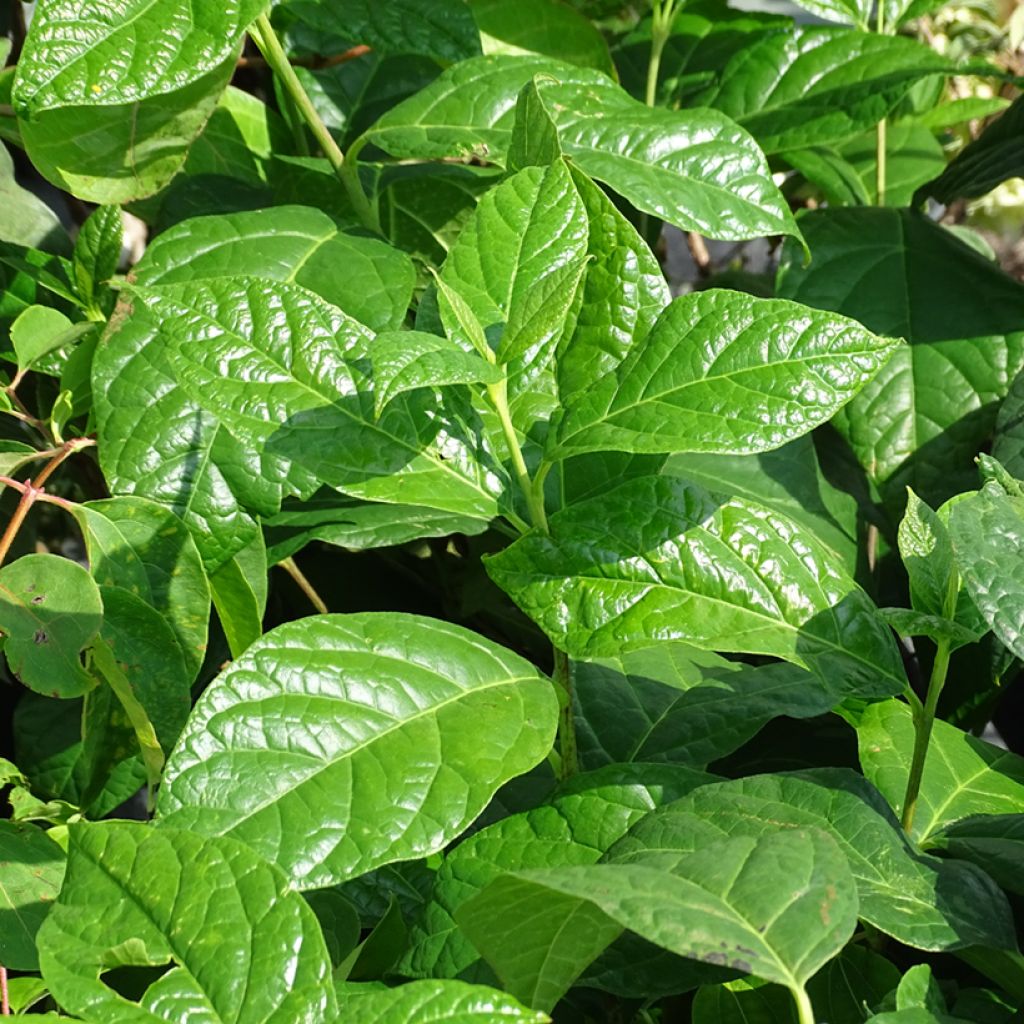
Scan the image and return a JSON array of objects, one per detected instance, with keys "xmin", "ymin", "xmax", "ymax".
[{"xmin": 1, "ymin": 963, "xmax": 9, "ymax": 1015}]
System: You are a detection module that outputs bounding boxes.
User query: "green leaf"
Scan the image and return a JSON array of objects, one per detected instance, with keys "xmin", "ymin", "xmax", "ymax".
[
  {"xmin": 468, "ymin": 0, "xmax": 615, "ymax": 73},
  {"xmin": 72, "ymin": 206, "xmax": 122, "ymax": 314},
  {"xmin": 918, "ymin": 84, "xmax": 1024, "ymax": 202},
  {"xmin": 692, "ymin": 978, "xmax": 796, "ymax": 1024},
  {"xmin": 71, "ymin": 496, "xmax": 210, "ymax": 679},
  {"xmin": 695, "ymin": 27, "xmax": 950, "ymax": 154},
  {"xmin": 304, "ymin": 889, "xmax": 360, "ymax": 969},
  {"xmin": 371, "ymin": 330, "xmax": 502, "ymax": 418},
  {"xmin": 402, "ymin": 762, "xmax": 712, "ymax": 980},
  {"xmin": 878, "ymin": 608, "xmax": 980, "ymax": 650},
  {"xmin": 949, "ymin": 485, "xmax": 1024, "ymax": 661},
  {"xmin": 783, "ymin": 145, "xmax": 872, "ymax": 208},
  {"xmin": 665, "ymin": 435, "xmax": 860, "ymax": 576},
  {"xmin": 777, "ymin": 208, "xmax": 1024, "ymax": 509},
  {"xmin": 807, "ymin": 945, "xmax": 902, "ymax": 1024},
  {"xmin": 264, "ymin": 493, "xmax": 489, "ymax": 564},
  {"xmin": 0, "ymin": 441, "xmax": 42, "ymax": 478},
  {"xmin": 836, "ymin": 123, "xmax": 945, "ymax": 208},
  {"xmin": 610, "ymin": 769, "xmax": 1016, "ymax": 952},
  {"xmin": 0, "ymin": 141, "xmax": 68, "ymax": 252},
  {"xmin": 37, "ymin": 821, "xmax": 336, "ymax": 1023},
  {"xmin": 364, "ymin": 56, "xmax": 800, "ymax": 243},
  {"xmin": 787, "ymin": 0, "xmax": 872, "ymax": 28},
  {"xmin": 486, "ymin": 475, "xmax": 905, "ymax": 694},
  {"xmin": 899, "ymin": 489, "xmax": 954, "ymax": 618},
  {"xmin": 10, "ymin": 305, "xmax": 89, "ymax": 374},
  {"xmin": 0, "ymin": 821, "xmax": 66, "ymax": 971},
  {"xmin": 337, "ymin": 894, "xmax": 407, "ymax": 982},
  {"xmin": 209, "ymin": 532, "xmax": 267, "ymax": 658},
  {"xmin": 137, "ymin": 277, "xmax": 504, "ymax": 522},
  {"xmin": 158, "ymin": 613, "xmax": 558, "ymax": 889},
  {"xmin": 928, "ymin": 815, "xmax": 1024, "ymax": 897},
  {"xmin": 0, "ymin": 554, "xmax": 103, "ymax": 699},
  {"xmin": 858, "ymin": 699, "xmax": 1024, "ymax": 844},
  {"xmin": 555, "ymin": 165, "xmax": 669, "ymax": 413},
  {"xmin": 134, "ymin": 205, "xmax": 416, "ymax": 333},
  {"xmin": 339, "ymin": 979, "xmax": 549, "ymax": 1023},
  {"xmin": 549, "ymin": 288, "xmax": 899, "ymax": 459},
  {"xmin": 574, "ymin": 645, "xmax": 843, "ymax": 770},
  {"xmin": 461, "ymin": 829, "xmax": 857, "ymax": 1004},
  {"xmin": 280, "ymin": 0, "xmax": 481, "ymax": 63}
]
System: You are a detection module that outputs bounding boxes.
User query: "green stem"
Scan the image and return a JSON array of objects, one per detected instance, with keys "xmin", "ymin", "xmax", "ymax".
[
  {"xmin": 793, "ymin": 986, "xmax": 816, "ymax": 1024},
  {"xmin": 278, "ymin": 556, "xmax": 329, "ymax": 614},
  {"xmin": 249, "ymin": 14, "xmax": 377, "ymax": 231},
  {"xmin": 901, "ymin": 635, "xmax": 952, "ymax": 835},
  {"xmin": 875, "ymin": 3, "xmax": 887, "ymax": 206},
  {"xmin": 485, "ymin": 379, "xmax": 577, "ymax": 777},
  {"xmin": 645, "ymin": 0, "xmax": 678, "ymax": 107}
]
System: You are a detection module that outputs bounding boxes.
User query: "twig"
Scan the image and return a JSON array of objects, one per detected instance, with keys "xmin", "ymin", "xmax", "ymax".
[
  {"xmin": 686, "ymin": 232, "xmax": 712, "ymax": 277},
  {"xmin": 236, "ymin": 45, "xmax": 370, "ymax": 70},
  {"xmin": 278, "ymin": 557, "xmax": 329, "ymax": 614}
]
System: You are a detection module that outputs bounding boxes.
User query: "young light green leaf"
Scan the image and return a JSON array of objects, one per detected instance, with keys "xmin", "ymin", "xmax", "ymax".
[
  {"xmin": 0, "ymin": 821, "xmax": 66, "ymax": 971},
  {"xmin": 916, "ymin": 95, "xmax": 1024, "ymax": 206},
  {"xmin": 339, "ymin": 979, "xmax": 549, "ymax": 1023},
  {"xmin": 574, "ymin": 645, "xmax": 843, "ymax": 770},
  {"xmin": 611, "ymin": 769, "xmax": 1016, "ymax": 952},
  {"xmin": 158, "ymin": 613, "xmax": 558, "ymax": 889},
  {"xmin": 37, "ymin": 822, "xmax": 336, "ymax": 1023},
  {"xmin": 899, "ymin": 489, "xmax": 955, "ymax": 618},
  {"xmin": 0, "ymin": 554, "xmax": 103, "ymax": 699},
  {"xmin": 778, "ymin": 208, "xmax": 1024, "ymax": 509},
  {"xmin": 135, "ymin": 205, "xmax": 416, "ymax": 333},
  {"xmin": 468, "ymin": 0, "xmax": 614, "ymax": 73},
  {"xmin": 549, "ymin": 289, "xmax": 899, "ymax": 459},
  {"xmin": 133, "ymin": 277, "xmax": 505, "ymax": 523},
  {"xmin": 209, "ymin": 531, "xmax": 267, "ymax": 658},
  {"xmin": 878, "ymin": 608, "xmax": 981, "ymax": 651},
  {"xmin": 11, "ymin": 305, "xmax": 90, "ymax": 374},
  {"xmin": 948, "ymin": 485, "xmax": 1024, "ymax": 661},
  {"xmin": 486, "ymin": 475, "xmax": 905, "ymax": 694},
  {"xmin": 371, "ymin": 330, "xmax": 502, "ymax": 418},
  {"xmin": 72, "ymin": 205, "xmax": 122, "ymax": 314},
  {"xmin": 858, "ymin": 699, "xmax": 1024, "ymax": 845},
  {"xmin": 402, "ymin": 762, "xmax": 712, "ymax": 980},
  {"xmin": 507, "ymin": 77, "xmax": 563, "ymax": 172},
  {"xmin": 71, "ymin": 496, "xmax": 210, "ymax": 679},
  {"xmin": 461, "ymin": 830, "xmax": 857, "ymax": 1004}
]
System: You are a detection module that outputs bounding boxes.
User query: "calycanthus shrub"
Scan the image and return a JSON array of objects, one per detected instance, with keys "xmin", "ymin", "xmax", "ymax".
[{"xmin": 1, "ymin": 1, "xmax": 1024, "ymax": 1022}]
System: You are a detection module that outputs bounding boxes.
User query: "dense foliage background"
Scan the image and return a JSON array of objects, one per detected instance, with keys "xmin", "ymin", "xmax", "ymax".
[{"xmin": 2, "ymin": 1, "xmax": 1024, "ymax": 1022}]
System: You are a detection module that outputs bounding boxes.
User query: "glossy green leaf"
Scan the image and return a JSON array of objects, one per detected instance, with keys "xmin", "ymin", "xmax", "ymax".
[
  {"xmin": 134, "ymin": 205, "xmax": 416, "ymax": 333},
  {"xmin": 899, "ymin": 489, "xmax": 954, "ymax": 618},
  {"xmin": 610, "ymin": 769, "xmax": 1016, "ymax": 952},
  {"xmin": 665, "ymin": 435, "xmax": 860, "ymax": 575},
  {"xmin": 574, "ymin": 644, "xmax": 843, "ymax": 770},
  {"xmin": 280, "ymin": 0, "xmax": 481, "ymax": 63},
  {"xmin": 949, "ymin": 485, "xmax": 1024, "ymax": 661},
  {"xmin": 364, "ymin": 55, "xmax": 800, "ymax": 243},
  {"xmin": 858, "ymin": 699, "xmax": 1024, "ymax": 844},
  {"xmin": 134, "ymin": 277, "xmax": 504, "ymax": 522},
  {"xmin": 878, "ymin": 608, "xmax": 980, "ymax": 651},
  {"xmin": 0, "ymin": 554, "xmax": 103, "ymax": 699},
  {"xmin": 469, "ymin": 0, "xmax": 614, "ymax": 73},
  {"xmin": 339, "ymin": 979, "xmax": 549, "ymax": 1023},
  {"xmin": 694, "ymin": 27, "xmax": 950, "ymax": 154},
  {"xmin": 10, "ymin": 305, "xmax": 85, "ymax": 374},
  {"xmin": 72, "ymin": 496, "xmax": 210, "ymax": 679},
  {"xmin": 788, "ymin": 0, "xmax": 872, "ymax": 28},
  {"xmin": 0, "ymin": 821, "xmax": 66, "ymax": 971},
  {"xmin": 555, "ymin": 165, "xmax": 669, "ymax": 413},
  {"xmin": 264, "ymin": 493, "xmax": 489, "ymax": 564},
  {"xmin": 371, "ymin": 331, "xmax": 502, "ymax": 418},
  {"xmin": 486, "ymin": 475, "xmax": 904, "ymax": 694},
  {"xmin": 209, "ymin": 532, "xmax": 267, "ymax": 658},
  {"xmin": 158, "ymin": 613, "xmax": 558, "ymax": 888},
  {"xmin": 403, "ymin": 762, "xmax": 712, "ymax": 980},
  {"xmin": 461, "ymin": 829, "xmax": 857, "ymax": 1000},
  {"xmin": 549, "ymin": 288, "xmax": 899, "ymax": 459},
  {"xmin": 777, "ymin": 208, "xmax": 1024, "ymax": 509},
  {"xmin": 37, "ymin": 821, "xmax": 335, "ymax": 1023},
  {"xmin": 916, "ymin": 94, "xmax": 1024, "ymax": 206},
  {"xmin": 72, "ymin": 205, "xmax": 121, "ymax": 315}
]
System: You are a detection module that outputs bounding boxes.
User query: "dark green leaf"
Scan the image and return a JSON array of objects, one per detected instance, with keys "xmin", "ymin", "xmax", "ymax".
[
  {"xmin": 158, "ymin": 613, "xmax": 558, "ymax": 888},
  {"xmin": 0, "ymin": 142, "xmax": 68, "ymax": 252},
  {"xmin": 929, "ymin": 815, "xmax": 1024, "ymax": 896},
  {"xmin": 0, "ymin": 553, "xmax": 103, "ymax": 699},
  {"xmin": 486, "ymin": 475, "xmax": 904, "ymax": 694}
]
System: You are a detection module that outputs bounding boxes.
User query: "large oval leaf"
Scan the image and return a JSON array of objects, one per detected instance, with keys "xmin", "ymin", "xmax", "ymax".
[
  {"xmin": 485, "ymin": 475, "xmax": 904, "ymax": 695},
  {"xmin": 549, "ymin": 289, "xmax": 899, "ymax": 459},
  {"xmin": 37, "ymin": 822, "xmax": 335, "ymax": 1023},
  {"xmin": 158, "ymin": 613, "xmax": 558, "ymax": 888}
]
